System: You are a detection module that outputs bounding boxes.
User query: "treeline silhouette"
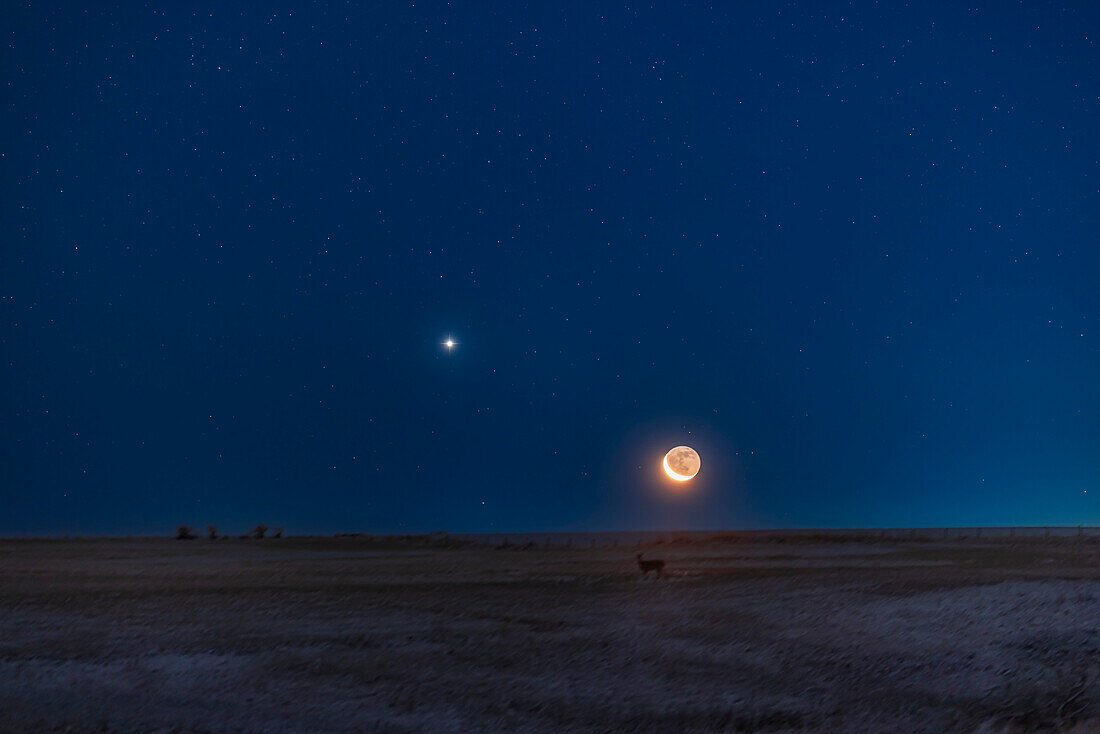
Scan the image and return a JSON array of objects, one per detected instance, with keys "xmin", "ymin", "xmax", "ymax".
[{"xmin": 175, "ymin": 524, "xmax": 284, "ymax": 540}]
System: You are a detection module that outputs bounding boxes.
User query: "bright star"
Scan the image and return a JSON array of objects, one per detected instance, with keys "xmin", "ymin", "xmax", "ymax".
[{"xmin": 442, "ymin": 337, "xmax": 457, "ymax": 351}]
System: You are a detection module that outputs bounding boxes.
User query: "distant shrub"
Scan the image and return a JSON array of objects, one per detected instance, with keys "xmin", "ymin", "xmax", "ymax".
[
  {"xmin": 272, "ymin": 526, "xmax": 284, "ymax": 539},
  {"xmin": 206, "ymin": 524, "xmax": 218, "ymax": 540},
  {"xmin": 251, "ymin": 524, "xmax": 268, "ymax": 539},
  {"xmin": 176, "ymin": 525, "xmax": 197, "ymax": 540}
]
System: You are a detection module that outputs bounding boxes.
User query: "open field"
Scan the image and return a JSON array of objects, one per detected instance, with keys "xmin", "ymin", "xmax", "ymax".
[{"xmin": 2, "ymin": 536, "xmax": 1099, "ymax": 733}]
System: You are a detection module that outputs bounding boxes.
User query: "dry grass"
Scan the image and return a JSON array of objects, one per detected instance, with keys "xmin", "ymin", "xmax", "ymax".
[{"xmin": 1, "ymin": 538, "xmax": 1099, "ymax": 732}]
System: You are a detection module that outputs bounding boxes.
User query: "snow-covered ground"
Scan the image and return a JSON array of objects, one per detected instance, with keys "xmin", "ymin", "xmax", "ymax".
[{"xmin": 1, "ymin": 538, "xmax": 1098, "ymax": 732}]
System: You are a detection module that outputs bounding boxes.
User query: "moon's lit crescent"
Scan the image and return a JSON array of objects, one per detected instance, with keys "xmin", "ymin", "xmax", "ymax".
[
  {"xmin": 662, "ymin": 446, "xmax": 701, "ymax": 481},
  {"xmin": 663, "ymin": 454, "xmax": 694, "ymax": 481}
]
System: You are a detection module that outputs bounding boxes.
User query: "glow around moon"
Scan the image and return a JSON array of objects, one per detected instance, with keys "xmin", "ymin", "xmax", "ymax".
[{"xmin": 663, "ymin": 445, "xmax": 701, "ymax": 481}]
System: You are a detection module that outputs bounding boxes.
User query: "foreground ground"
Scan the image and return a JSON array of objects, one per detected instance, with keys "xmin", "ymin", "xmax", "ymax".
[{"xmin": 1, "ymin": 536, "xmax": 1099, "ymax": 733}]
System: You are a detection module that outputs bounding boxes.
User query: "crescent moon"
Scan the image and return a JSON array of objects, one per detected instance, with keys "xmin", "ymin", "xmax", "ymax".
[{"xmin": 663, "ymin": 454, "xmax": 695, "ymax": 482}]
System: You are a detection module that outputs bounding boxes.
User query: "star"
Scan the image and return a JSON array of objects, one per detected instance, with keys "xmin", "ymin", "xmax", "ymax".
[{"xmin": 442, "ymin": 337, "xmax": 457, "ymax": 351}]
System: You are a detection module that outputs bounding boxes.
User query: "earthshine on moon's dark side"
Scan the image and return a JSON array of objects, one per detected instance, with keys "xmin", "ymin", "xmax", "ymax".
[{"xmin": 663, "ymin": 446, "xmax": 701, "ymax": 482}]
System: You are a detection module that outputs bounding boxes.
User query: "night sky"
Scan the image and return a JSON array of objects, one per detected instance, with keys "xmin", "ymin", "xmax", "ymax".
[{"xmin": 3, "ymin": 3, "xmax": 1098, "ymax": 536}]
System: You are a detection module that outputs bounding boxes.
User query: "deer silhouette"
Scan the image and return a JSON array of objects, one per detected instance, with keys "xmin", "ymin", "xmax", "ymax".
[{"xmin": 636, "ymin": 553, "xmax": 665, "ymax": 578}]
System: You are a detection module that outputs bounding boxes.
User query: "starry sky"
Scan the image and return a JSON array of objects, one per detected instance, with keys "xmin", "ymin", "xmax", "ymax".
[{"xmin": 2, "ymin": 2, "xmax": 1098, "ymax": 536}]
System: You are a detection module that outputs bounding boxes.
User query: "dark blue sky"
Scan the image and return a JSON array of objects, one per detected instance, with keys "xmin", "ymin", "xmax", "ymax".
[{"xmin": 2, "ymin": 2, "xmax": 1098, "ymax": 535}]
